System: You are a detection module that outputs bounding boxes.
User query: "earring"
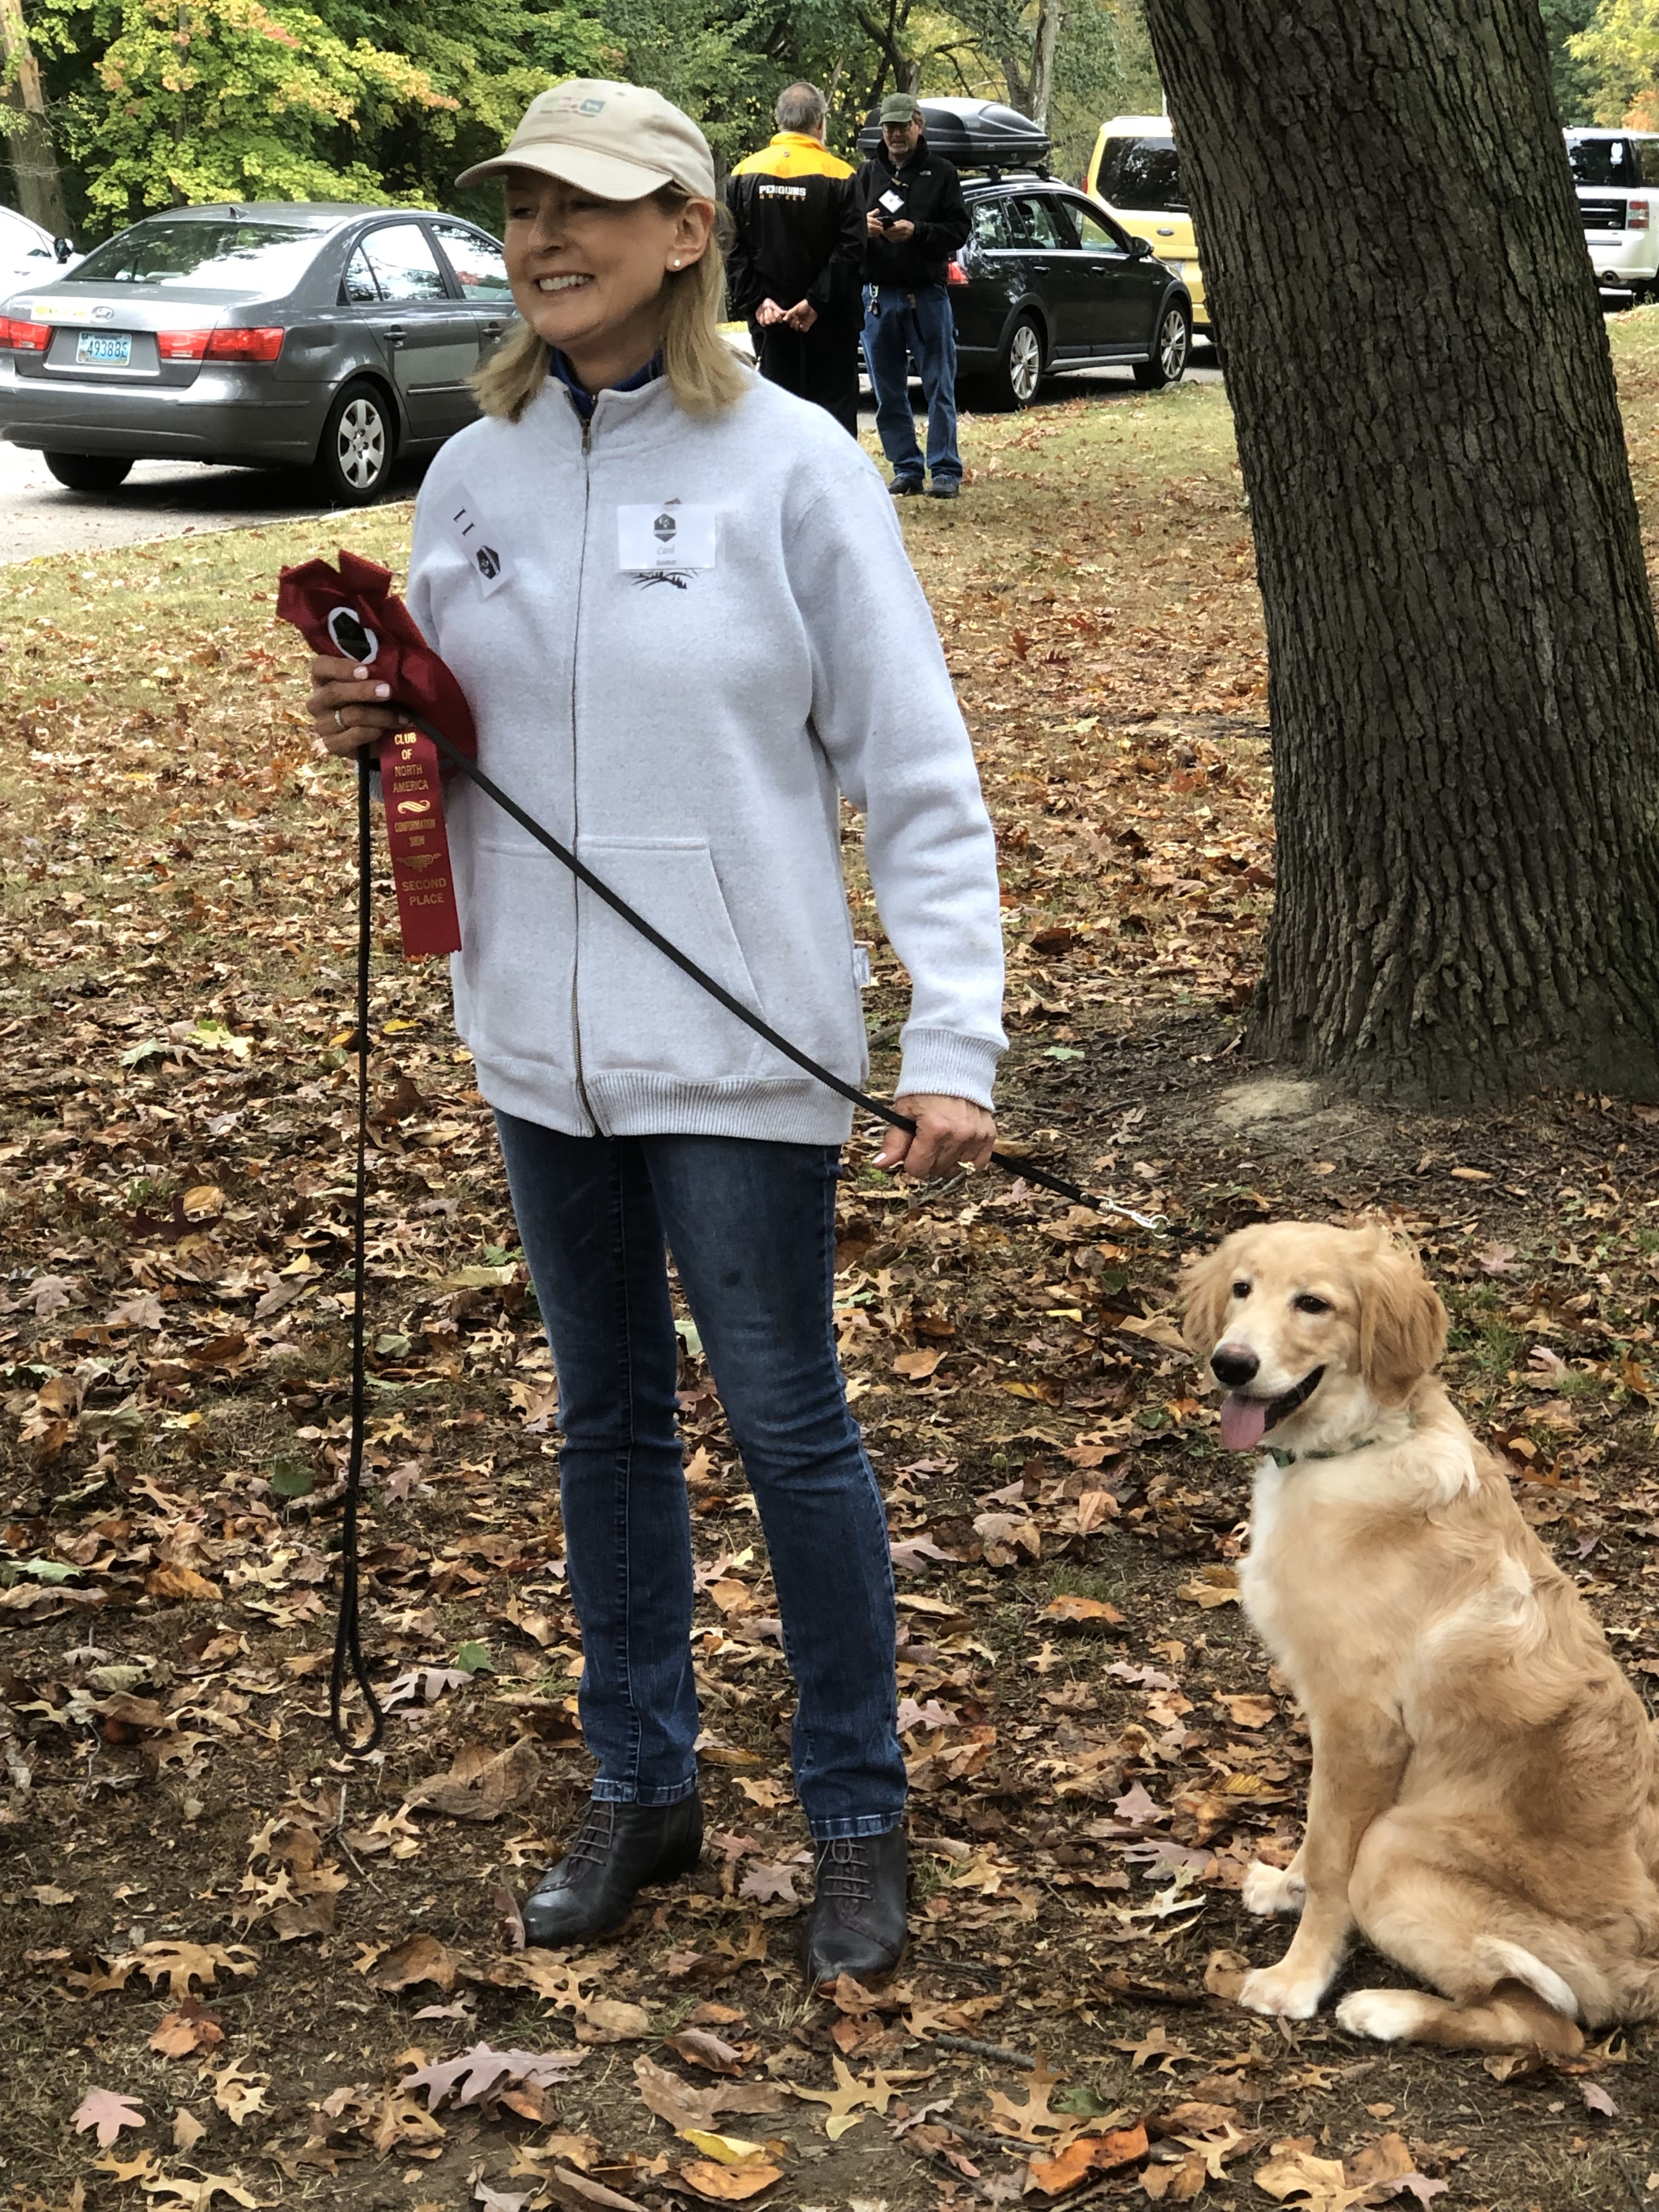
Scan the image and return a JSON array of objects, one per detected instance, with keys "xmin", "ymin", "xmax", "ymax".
[{"xmin": 670, "ymin": 257, "xmax": 682, "ymax": 268}]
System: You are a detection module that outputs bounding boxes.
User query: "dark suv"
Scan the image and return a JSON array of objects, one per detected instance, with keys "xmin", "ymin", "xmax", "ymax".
[
  {"xmin": 856, "ymin": 99, "xmax": 1193, "ymax": 410},
  {"xmin": 951, "ymin": 174, "xmax": 1193, "ymax": 406}
]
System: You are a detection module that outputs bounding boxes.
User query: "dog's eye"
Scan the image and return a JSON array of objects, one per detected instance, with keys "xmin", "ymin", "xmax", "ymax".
[
  {"xmin": 1294, "ymin": 1294, "xmax": 1332, "ymax": 1316},
  {"xmin": 1231, "ymin": 1280, "xmax": 1250, "ymax": 1299}
]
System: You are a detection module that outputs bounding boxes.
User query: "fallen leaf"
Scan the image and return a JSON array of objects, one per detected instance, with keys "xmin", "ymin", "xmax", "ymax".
[
  {"xmin": 1255, "ymin": 2137, "xmax": 1376, "ymax": 2212},
  {"xmin": 402, "ymin": 1740, "xmax": 541, "ymax": 1821},
  {"xmin": 365, "ymin": 1932, "xmax": 458, "ymax": 1994},
  {"xmin": 74, "ymin": 1942, "xmax": 258, "ymax": 2001},
  {"xmin": 1177, "ymin": 1566, "xmax": 1239, "ymax": 1609},
  {"xmin": 133, "ymin": 2175, "xmax": 260, "ymax": 2211},
  {"xmin": 575, "ymin": 1996, "xmax": 652, "ymax": 2042},
  {"xmin": 678, "ymin": 2162, "xmax": 782, "ymax": 2202},
  {"xmin": 1026, "ymin": 2124, "xmax": 1148, "ymax": 2194},
  {"xmin": 1217, "ymin": 1694, "xmax": 1276, "ymax": 1730},
  {"xmin": 149, "ymin": 2000, "xmax": 225, "ymax": 2058},
  {"xmin": 1581, "ymin": 2078, "xmax": 1618, "ymax": 2118},
  {"xmin": 893, "ymin": 1347, "xmax": 945, "ymax": 1381},
  {"xmin": 31, "ymin": 1882, "xmax": 77, "ymax": 1906},
  {"xmin": 666, "ymin": 2029, "xmax": 747, "ymax": 2075},
  {"xmin": 542, "ymin": 2170, "xmax": 644, "ymax": 2212},
  {"xmin": 208, "ymin": 2057, "xmax": 269, "ymax": 2128},
  {"xmin": 403, "ymin": 2042, "xmax": 586, "ymax": 2111},
  {"xmin": 173, "ymin": 2108, "xmax": 208, "ymax": 2152},
  {"xmin": 678, "ymin": 2129, "xmax": 774, "ymax": 2166},
  {"xmin": 986, "ymin": 2053, "xmax": 1067, "ymax": 2143},
  {"xmin": 145, "ymin": 1564, "xmax": 221, "ymax": 1603},
  {"xmin": 737, "ymin": 1860, "xmax": 799, "ymax": 1906},
  {"xmin": 1039, "ymin": 1595, "xmax": 1124, "ymax": 1631},
  {"xmin": 72, "ymin": 2087, "xmax": 145, "ymax": 2147},
  {"xmin": 634, "ymin": 2055, "xmax": 789, "ymax": 2132}
]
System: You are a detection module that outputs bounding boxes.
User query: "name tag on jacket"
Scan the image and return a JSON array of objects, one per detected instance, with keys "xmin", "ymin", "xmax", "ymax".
[{"xmin": 617, "ymin": 504, "xmax": 718, "ymax": 572}]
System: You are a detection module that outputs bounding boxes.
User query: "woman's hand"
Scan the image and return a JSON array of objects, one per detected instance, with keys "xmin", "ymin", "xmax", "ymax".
[
  {"xmin": 307, "ymin": 653, "xmax": 406, "ymax": 757},
  {"xmin": 874, "ymin": 1094, "xmax": 996, "ymax": 1182}
]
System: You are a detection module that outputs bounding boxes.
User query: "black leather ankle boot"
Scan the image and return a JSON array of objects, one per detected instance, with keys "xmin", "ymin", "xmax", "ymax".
[
  {"xmin": 521, "ymin": 1794, "xmax": 703, "ymax": 1947},
  {"xmin": 802, "ymin": 1826, "xmax": 909, "ymax": 1985}
]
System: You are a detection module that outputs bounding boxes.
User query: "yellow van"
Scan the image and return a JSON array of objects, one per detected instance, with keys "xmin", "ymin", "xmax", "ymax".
[{"xmin": 1084, "ymin": 116, "xmax": 1209, "ymax": 335}]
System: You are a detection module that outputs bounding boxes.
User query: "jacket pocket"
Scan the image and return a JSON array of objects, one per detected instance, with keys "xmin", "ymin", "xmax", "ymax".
[{"xmin": 575, "ymin": 839, "xmax": 768, "ymax": 1085}]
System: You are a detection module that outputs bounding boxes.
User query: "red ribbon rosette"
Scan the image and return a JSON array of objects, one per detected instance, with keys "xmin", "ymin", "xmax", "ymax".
[{"xmin": 276, "ymin": 550, "xmax": 477, "ymax": 958}]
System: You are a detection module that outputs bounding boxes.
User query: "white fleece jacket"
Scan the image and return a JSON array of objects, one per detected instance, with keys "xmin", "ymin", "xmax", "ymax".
[{"xmin": 405, "ymin": 366, "xmax": 1006, "ymax": 1145}]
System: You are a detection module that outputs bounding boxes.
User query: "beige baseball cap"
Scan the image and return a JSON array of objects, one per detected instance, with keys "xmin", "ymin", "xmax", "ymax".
[{"xmin": 456, "ymin": 79, "xmax": 716, "ymax": 201}]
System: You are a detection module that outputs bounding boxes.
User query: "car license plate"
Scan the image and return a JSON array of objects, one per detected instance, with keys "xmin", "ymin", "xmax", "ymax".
[{"xmin": 76, "ymin": 331, "xmax": 132, "ymax": 366}]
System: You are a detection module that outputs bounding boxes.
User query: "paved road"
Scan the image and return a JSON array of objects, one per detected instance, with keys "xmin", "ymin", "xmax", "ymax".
[{"xmin": 0, "ymin": 356, "xmax": 1224, "ymax": 565}]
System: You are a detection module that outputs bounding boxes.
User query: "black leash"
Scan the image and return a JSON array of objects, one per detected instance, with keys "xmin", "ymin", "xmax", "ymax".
[
  {"xmin": 329, "ymin": 713, "xmax": 1163, "ymax": 1754},
  {"xmin": 329, "ymin": 752, "xmax": 385, "ymax": 1757}
]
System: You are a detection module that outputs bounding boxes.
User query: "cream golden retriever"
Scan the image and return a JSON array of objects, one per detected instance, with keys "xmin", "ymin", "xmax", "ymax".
[{"xmin": 1180, "ymin": 1219, "xmax": 1659, "ymax": 2054}]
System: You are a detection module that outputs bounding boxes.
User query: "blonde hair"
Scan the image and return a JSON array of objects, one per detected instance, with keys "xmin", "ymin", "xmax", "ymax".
[{"xmin": 472, "ymin": 187, "xmax": 748, "ymax": 423}]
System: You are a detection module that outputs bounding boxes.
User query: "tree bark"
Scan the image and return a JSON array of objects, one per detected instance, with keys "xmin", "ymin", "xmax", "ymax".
[
  {"xmin": 1139, "ymin": 0, "xmax": 1659, "ymax": 1105},
  {"xmin": 0, "ymin": 0, "xmax": 68, "ymax": 236},
  {"xmin": 1030, "ymin": 0, "xmax": 1060, "ymax": 128}
]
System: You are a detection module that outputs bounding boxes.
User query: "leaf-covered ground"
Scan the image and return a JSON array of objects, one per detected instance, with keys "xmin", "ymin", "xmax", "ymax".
[{"xmin": 8, "ymin": 330, "xmax": 1659, "ymax": 2212}]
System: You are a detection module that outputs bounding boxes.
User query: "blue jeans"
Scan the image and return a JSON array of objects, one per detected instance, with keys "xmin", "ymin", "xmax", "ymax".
[
  {"xmin": 863, "ymin": 282, "xmax": 961, "ymax": 486},
  {"xmin": 494, "ymin": 1113, "xmax": 906, "ymax": 1841}
]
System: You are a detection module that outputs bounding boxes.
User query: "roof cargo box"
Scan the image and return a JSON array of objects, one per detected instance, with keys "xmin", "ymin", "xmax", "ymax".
[{"xmin": 856, "ymin": 96, "xmax": 1051, "ymax": 173}]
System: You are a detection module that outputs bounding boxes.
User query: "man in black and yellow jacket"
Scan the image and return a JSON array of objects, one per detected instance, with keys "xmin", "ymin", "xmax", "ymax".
[{"xmin": 725, "ymin": 83, "xmax": 864, "ymax": 436}]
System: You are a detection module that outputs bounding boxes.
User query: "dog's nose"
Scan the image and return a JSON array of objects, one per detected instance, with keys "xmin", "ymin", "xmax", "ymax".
[{"xmin": 1211, "ymin": 1344, "xmax": 1259, "ymax": 1388}]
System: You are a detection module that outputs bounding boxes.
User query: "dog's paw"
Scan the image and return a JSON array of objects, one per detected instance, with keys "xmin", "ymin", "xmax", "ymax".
[
  {"xmin": 1335, "ymin": 1988, "xmax": 1438, "ymax": 2042},
  {"xmin": 1242, "ymin": 1860, "xmax": 1306, "ymax": 1918},
  {"xmin": 1238, "ymin": 1963, "xmax": 1327, "ymax": 2019}
]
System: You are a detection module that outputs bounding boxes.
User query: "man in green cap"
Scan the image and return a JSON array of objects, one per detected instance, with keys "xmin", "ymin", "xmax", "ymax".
[{"xmin": 855, "ymin": 93, "xmax": 970, "ymax": 498}]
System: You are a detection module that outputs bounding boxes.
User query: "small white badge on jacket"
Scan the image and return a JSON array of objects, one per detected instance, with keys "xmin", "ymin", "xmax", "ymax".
[
  {"xmin": 617, "ymin": 504, "xmax": 718, "ymax": 572},
  {"xmin": 446, "ymin": 491, "xmax": 509, "ymax": 596}
]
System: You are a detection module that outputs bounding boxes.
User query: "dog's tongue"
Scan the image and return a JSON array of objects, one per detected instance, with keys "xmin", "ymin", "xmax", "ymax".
[{"xmin": 1220, "ymin": 1392, "xmax": 1269, "ymax": 1452}]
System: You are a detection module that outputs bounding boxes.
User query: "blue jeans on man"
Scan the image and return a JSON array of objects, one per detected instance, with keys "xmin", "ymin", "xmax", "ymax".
[
  {"xmin": 863, "ymin": 282, "xmax": 961, "ymax": 489},
  {"xmin": 494, "ymin": 1112, "xmax": 907, "ymax": 1842}
]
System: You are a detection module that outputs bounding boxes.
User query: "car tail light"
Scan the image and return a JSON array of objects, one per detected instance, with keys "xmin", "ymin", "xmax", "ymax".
[
  {"xmin": 2, "ymin": 317, "xmax": 50, "ymax": 351},
  {"xmin": 946, "ymin": 259, "xmax": 969, "ymax": 286},
  {"xmin": 157, "ymin": 328, "xmax": 212, "ymax": 361},
  {"xmin": 206, "ymin": 325, "xmax": 284, "ymax": 363},
  {"xmin": 1630, "ymin": 198, "xmax": 1651, "ymax": 230}
]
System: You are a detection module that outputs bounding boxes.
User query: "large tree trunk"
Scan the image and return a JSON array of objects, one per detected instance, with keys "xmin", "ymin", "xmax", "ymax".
[
  {"xmin": 1140, "ymin": 0, "xmax": 1659, "ymax": 1105},
  {"xmin": 0, "ymin": 0, "xmax": 68, "ymax": 236}
]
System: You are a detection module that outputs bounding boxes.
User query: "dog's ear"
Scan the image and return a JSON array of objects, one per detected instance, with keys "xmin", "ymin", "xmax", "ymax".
[
  {"xmin": 1180, "ymin": 1240, "xmax": 1237, "ymax": 1361},
  {"xmin": 1357, "ymin": 1239, "xmax": 1448, "ymax": 1403}
]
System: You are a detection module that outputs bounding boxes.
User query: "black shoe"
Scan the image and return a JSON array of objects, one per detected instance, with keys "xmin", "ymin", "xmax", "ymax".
[
  {"xmin": 803, "ymin": 1827, "xmax": 909, "ymax": 1985},
  {"xmin": 889, "ymin": 477, "xmax": 924, "ymax": 496},
  {"xmin": 927, "ymin": 480, "xmax": 961, "ymax": 500},
  {"xmin": 521, "ymin": 1794, "xmax": 703, "ymax": 1947}
]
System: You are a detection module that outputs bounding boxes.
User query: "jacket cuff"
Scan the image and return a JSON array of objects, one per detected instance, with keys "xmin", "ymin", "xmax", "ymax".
[{"xmin": 894, "ymin": 1026, "xmax": 1002, "ymax": 1110}]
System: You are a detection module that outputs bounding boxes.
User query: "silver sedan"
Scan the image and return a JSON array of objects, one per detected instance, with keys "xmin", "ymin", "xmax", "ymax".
[{"xmin": 0, "ymin": 202, "xmax": 514, "ymax": 503}]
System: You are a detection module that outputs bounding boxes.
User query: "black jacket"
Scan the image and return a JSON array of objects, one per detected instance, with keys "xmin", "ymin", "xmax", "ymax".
[
  {"xmin": 724, "ymin": 132, "xmax": 865, "ymax": 325},
  {"xmin": 855, "ymin": 136, "xmax": 970, "ymax": 290}
]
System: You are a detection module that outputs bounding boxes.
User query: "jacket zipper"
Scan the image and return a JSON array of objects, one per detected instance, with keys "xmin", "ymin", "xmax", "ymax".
[{"xmin": 568, "ymin": 407, "xmax": 602, "ymax": 1134}]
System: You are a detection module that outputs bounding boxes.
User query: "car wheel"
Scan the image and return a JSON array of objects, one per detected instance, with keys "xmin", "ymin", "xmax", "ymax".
[
  {"xmin": 315, "ymin": 380, "xmax": 395, "ymax": 505},
  {"xmin": 43, "ymin": 452, "xmax": 133, "ymax": 493},
  {"xmin": 1133, "ymin": 300, "xmax": 1192, "ymax": 389},
  {"xmin": 989, "ymin": 313, "xmax": 1045, "ymax": 410}
]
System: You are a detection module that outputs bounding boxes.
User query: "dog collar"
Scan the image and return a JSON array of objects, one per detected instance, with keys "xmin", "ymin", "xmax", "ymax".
[{"xmin": 1268, "ymin": 1437, "xmax": 1379, "ymax": 1468}]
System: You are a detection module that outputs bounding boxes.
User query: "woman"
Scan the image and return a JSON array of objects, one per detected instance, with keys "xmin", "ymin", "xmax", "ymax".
[{"xmin": 305, "ymin": 78, "xmax": 1005, "ymax": 1984}]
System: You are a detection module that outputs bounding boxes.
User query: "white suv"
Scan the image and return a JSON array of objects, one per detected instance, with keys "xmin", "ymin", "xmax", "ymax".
[{"xmin": 1567, "ymin": 128, "xmax": 1659, "ymax": 299}]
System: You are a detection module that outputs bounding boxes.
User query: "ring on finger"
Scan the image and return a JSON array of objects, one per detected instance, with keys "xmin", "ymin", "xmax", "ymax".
[{"xmin": 334, "ymin": 708, "xmax": 345, "ymax": 731}]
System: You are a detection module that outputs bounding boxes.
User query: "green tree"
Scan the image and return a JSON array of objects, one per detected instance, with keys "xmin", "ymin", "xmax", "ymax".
[
  {"xmin": 1541, "ymin": 0, "xmax": 1600, "ymax": 121},
  {"xmin": 31, "ymin": 0, "xmax": 454, "ymax": 218},
  {"xmin": 1570, "ymin": 0, "xmax": 1659, "ymax": 125}
]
